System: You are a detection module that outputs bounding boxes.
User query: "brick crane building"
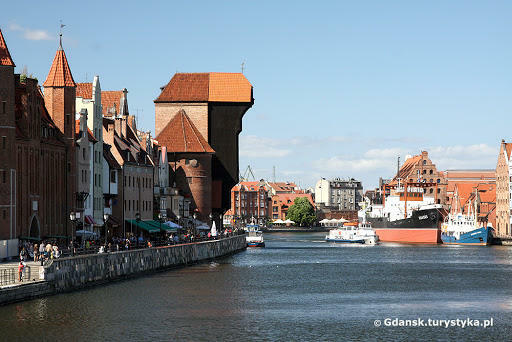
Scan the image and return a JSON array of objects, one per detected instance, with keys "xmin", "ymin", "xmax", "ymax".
[{"xmin": 154, "ymin": 73, "xmax": 254, "ymax": 226}]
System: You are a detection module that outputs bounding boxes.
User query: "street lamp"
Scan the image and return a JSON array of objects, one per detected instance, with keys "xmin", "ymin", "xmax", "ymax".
[
  {"xmin": 158, "ymin": 212, "xmax": 163, "ymax": 236},
  {"xmin": 135, "ymin": 212, "xmax": 141, "ymax": 247},
  {"xmin": 103, "ymin": 213, "xmax": 110, "ymax": 242},
  {"xmin": 192, "ymin": 213, "xmax": 197, "ymax": 238}
]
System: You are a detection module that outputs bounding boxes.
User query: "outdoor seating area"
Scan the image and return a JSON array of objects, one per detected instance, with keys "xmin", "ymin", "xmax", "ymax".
[{"xmin": 318, "ymin": 218, "xmax": 349, "ymax": 227}]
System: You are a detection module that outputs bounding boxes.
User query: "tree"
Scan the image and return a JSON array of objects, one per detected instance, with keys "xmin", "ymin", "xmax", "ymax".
[{"xmin": 286, "ymin": 197, "xmax": 316, "ymax": 227}]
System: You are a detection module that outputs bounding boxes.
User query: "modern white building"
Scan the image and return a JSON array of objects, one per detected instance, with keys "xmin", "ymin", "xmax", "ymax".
[{"xmin": 314, "ymin": 177, "xmax": 363, "ymax": 210}]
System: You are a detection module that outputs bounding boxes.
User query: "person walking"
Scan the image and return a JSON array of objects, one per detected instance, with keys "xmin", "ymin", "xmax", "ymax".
[
  {"xmin": 18, "ymin": 261, "xmax": 24, "ymax": 282},
  {"xmin": 33, "ymin": 244, "xmax": 39, "ymax": 262},
  {"xmin": 19, "ymin": 247, "xmax": 27, "ymax": 262}
]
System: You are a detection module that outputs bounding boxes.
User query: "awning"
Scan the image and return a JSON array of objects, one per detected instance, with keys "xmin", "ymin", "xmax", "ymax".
[
  {"xmin": 85, "ymin": 215, "xmax": 96, "ymax": 225},
  {"xmin": 126, "ymin": 220, "xmax": 160, "ymax": 233},
  {"xmin": 19, "ymin": 236, "xmax": 41, "ymax": 241},
  {"xmin": 106, "ymin": 215, "xmax": 120, "ymax": 227}
]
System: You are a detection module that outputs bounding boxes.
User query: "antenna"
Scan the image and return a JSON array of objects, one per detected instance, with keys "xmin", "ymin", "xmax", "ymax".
[
  {"xmin": 396, "ymin": 156, "xmax": 400, "ymax": 178},
  {"xmin": 273, "ymin": 165, "xmax": 276, "ymax": 183},
  {"xmin": 241, "ymin": 59, "xmax": 246, "ymax": 74}
]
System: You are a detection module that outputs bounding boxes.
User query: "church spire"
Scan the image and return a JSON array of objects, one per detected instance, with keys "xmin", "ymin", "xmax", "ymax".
[{"xmin": 0, "ymin": 29, "xmax": 15, "ymax": 67}]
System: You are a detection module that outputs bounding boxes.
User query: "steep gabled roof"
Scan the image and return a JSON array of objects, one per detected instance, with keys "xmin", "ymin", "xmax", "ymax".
[
  {"xmin": 0, "ymin": 29, "xmax": 15, "ymax": 67},
  {"xmin": 76, "ymin": 83, "xmax": 92, "ymax": 99},
  {"xmin": 155, "ymin": 72, "xmax": 252, "ymax": 103},
  {"xmin": 156, "ymin": 109, "xmax": 214, "ymax": 153},
  {"xmin": 43, "ymin": 41, "xmax": 76, "ymax": 87},
  {"xmin": 389, "ymin": 155, "xmax": 422, "ymax": 185}
]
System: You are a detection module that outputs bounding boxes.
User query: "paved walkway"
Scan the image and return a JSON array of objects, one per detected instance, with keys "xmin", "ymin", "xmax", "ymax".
[{"xmin": 0, "ymin": 260, "xmax": 41, "ymax": 287}]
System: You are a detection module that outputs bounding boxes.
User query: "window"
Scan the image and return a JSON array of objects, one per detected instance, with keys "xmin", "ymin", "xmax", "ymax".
[
  {"xmin": 429, "ymin": 170, "xmax": 433, "ymax": 174},
  {"xmin": 437, "ymin": 179, "xmax": 440, "ymax": 183},
  {"xmin": 2, "ymin": 209, "xmax": 5, "ymax": 219},
  {"xmin": 1, "ymin": 101, "xmax": 6, "ymax": 114},
  {"xmin": 2, "ymin": 136, "xmax": 5, "ymax": 149},
  {"xmin": 2, "ymin": 170, "xmax": 5, "ymax": 183},
  {"xmin": 423, "ymin": 160, "xmax": 426, "ymax": 165},
  {"xmin": 111, "ymin": 170, "xmax": 116, "ymax": 183}
]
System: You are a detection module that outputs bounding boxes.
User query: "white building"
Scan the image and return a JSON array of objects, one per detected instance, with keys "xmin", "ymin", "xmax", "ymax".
[
  {"xmin": 76, "ymin": 76, "xmax": 104, "ymax": 229},
  {"xmin": 314, "ymin": 177, "xmax": 363, "ymax": 210}
]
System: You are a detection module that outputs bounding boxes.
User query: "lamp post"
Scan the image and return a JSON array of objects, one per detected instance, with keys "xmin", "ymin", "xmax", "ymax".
[
  {"xmin": 158, "ymin": 212, "xmax": 163, "ymax": 238},
  {"xmin": 192, "ymin": 212, "xmax": 197, "ymax": 239},
  {"xmin": 135, "ymin": 212, "xmax": 141, "ymax": 248},
  {"xmin": 103, "ymin": 213, "xmax": 110, "ymax": 243},
  {"xmin": 70, "ymin": 211, "xmax": 76, "ymax": 249}
]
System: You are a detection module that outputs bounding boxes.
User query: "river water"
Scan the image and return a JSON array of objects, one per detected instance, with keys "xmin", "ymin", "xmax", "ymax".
[{"xmin": 2, "ymin": 232, "xmax": 512, "ymax": 341}]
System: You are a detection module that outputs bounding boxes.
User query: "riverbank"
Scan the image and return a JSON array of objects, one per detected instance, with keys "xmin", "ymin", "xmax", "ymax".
[
  {"xmin": 262, "ymin": 226, "xmax": 329, "ymax": 232},
  {"xmin": 0, "ymin": 235, "xmax": 246, "ymax": 306}
]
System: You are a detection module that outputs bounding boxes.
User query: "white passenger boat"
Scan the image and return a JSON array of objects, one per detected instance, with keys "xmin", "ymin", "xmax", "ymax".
[
  {"xmin": 325, "ymin": 223, "xmax": 379, "ymax": 245},
  {"xmin": 246, "ymin": 225, "xmax": 265, "ymax": 247}
]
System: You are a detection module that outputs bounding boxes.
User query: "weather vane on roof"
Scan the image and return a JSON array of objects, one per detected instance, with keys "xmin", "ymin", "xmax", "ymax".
[
  {"xmin": 241, "ymin": 59, "xmax": 246, "ymax": 74},
  {"xmin": 59, "ymin": 20, "xmax": 66, "ymax": 48}
]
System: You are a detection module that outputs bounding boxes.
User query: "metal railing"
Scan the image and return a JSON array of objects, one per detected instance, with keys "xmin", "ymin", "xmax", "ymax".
[{"xmin": 0, "ymin": 266, "xmax": 34, "ymax": 286}]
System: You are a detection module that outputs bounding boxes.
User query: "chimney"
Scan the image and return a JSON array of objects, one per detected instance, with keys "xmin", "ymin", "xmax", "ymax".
[
  {"xmin": 120, "ymin": 88, "xmax": 128, "ymax": 116},
  {"xmin": 121, "ymin": 116, "xmax": 127, "ymax": 138},
  {"xmin": 103, "ymin": 119, "xmax": 115, "ymax": 144},
  {"xmin": 114, "ymin": 117, "xmax": 122, "ymax": 138},
  {"xmin": 79, "ymin": 108, "xmax": 88, "ymax": 136}
]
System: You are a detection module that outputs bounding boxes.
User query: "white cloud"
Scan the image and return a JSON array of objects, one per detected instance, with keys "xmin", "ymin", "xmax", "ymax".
[
  {"xmin": 428, "ymin": 144, "xmax": 497, "ymax": 170},
  {"xmin": 312, "ymin": 143, "xmax": 498, "ymax": 188},
  {"xmin": 240, "ymin": 135, "xmax": 291, "ymax": 158},
  {"xmin": 9, "ymin": 23, "xmax": 52, "ymax": 41}
]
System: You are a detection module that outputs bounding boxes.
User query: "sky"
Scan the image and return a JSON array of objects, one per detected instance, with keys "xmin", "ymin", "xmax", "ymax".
[{"xmin": 2, "ymin": 1, "xmax": 511, "ymax": 190}]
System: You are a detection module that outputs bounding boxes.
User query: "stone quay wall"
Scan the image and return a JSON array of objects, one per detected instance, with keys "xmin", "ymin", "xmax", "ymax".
[{"xmin": 0, "ymin": 235, "xmax": 246, "ymax": 305}]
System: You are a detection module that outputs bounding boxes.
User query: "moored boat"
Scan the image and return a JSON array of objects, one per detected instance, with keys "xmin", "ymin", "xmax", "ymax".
[
  {"xmin": 246, "ymin": 225, "xmax": 265, "ymax": 247},
  {"xmin": 363, "ymin": 179, "xmax": 446, "ymax": 244},
  {"xmin": 325, "ymin": 222, "xmax": 379, "ymax": 245},
  {"xmin": 441, "ymin": 196, "xmax": 493, "ymax": 245}
]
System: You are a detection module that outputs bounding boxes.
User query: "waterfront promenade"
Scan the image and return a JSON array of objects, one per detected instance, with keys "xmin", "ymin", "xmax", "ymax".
[{"xmin": 0, "ymin": 235, "xmax": 246, "ymax": 306}]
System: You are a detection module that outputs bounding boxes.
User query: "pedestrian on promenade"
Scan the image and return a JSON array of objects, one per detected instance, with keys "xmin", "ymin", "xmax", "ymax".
[
  {"xmin": 18, "ymin": 261, "xmax": 24, "ymax": 282},
  {"xmin": 19, "ymin": 247, "xmax": 27, "ymax": 262},
  {"xmin": 34, "ymin": 244, "xmax": 39, "ymax": 262},
  {"xmin": 39, "ymin": 243, "xmax": 45, "ymax": 259}
]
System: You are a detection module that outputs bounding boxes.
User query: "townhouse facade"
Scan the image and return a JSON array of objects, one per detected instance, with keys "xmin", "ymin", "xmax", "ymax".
[
  {"xmin": 496, "ymin": 140, "xmax": 512, "ymax": 237},
  {"xmin": 76, "ymin": 76, "xmax": 104, "ymax": 228}
]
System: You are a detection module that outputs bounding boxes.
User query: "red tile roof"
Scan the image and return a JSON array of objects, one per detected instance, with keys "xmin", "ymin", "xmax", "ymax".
[
  {"xmin": 76, "ymin": 83, "xmax": 92, "ymax": 99},
  {"xmin": 102, "ymin": 91, "xmax": 123, "ymax": 116},
  {"xmin": 272, "ymin": 193, "xmax": 315, "ymax": 208},
  {"xmin": 155, "ymin": 72, "xmax": 252, "ymax": 103},
  {"xmin": 43, "ymin": 45, "xmax": 76, "ymax": 87},
  {"xmin": 156, "ymin": 109, "xmax": 214, "ymax": 153},
  {"xmin": 0, "ymin": 29, "xmax": 15, "ymax": 67},
  {"xmin": 389, "ymin": 155, "xmax": 422, "ymax": 185},
  {"xmin": 506, "ymin": 143, "xmax": 512, "ymax": 159}
]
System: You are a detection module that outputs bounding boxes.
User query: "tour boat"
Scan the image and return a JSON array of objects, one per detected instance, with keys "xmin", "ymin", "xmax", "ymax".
[
  {"xmin": 246, "ymin": 225, "xmax": 265, "ymax": 247},
  {"xmin": 441, "ymin": 196, "xmax": 493, "ymax": 246},
  {"xmin": 363, "ymin": 179, "xmax": 447, "ymax": 244},
  {"xmin": 325, "ymin": 222, "xmax": 379, "ymax": 245}
]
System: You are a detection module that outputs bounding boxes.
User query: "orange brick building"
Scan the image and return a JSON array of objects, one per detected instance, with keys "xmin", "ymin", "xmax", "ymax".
[
  {"xmin": 388, "ymin": 151, "xmax": 448, "ymax": 205},
  {"xmin": 0, "ymin": 30, "xmax": 77, "ymax": 240},
  {"xmin": 496, "ymin": 140, "xmax": 512, "ymax": 237},
  {"xmin": 271, "ymin": 193, "xmax": 315, "ymax": 221}
]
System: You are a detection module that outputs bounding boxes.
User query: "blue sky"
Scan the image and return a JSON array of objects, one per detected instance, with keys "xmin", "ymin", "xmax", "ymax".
[{"xmin": 2, "ymin": 1, "xmax": 511, "ymax": 189}]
